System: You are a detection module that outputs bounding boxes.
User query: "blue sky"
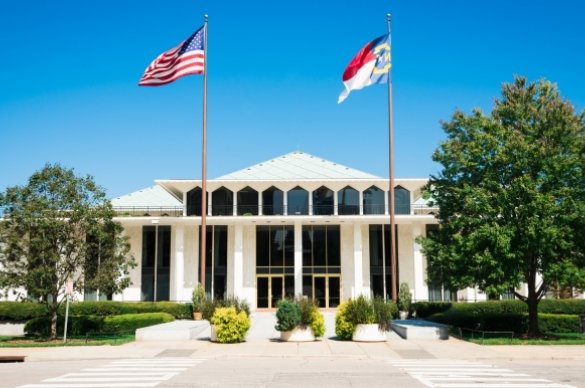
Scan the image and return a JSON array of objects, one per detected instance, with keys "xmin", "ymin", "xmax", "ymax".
[{"xmin": 1, "ymin": 1, "xmax": 584, "ymax": 198}]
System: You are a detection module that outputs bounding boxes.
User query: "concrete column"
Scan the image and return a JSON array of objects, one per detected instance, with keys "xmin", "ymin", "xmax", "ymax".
[
  {"xmin": 233, "ymin": 190, "xmax": 238, "ymax": 216},
  {"xmin": 294, "ymin": 222, "xmax": 303, "ymax": 296},
  {"xmin": 258, "ymin": 190, "xmax": 263, "ymax": 215},
  {"xmin": 174, "ymin": 225, "xmax": 185, "ymax": 301},
  {"xmin": 233, "ymin": 224, "xmax": 244, "ymax": 298},
  {"xmin": 359, "ymin": 191, "xmax": 364, "ymax": 215},
  {"xmin": 412, "ymin": 224, "xmax": 428, "ymax": 302},
  {"xmin": 182, "ymin": 192, "xmax": 187, "ymax": 216},
  {"xmin": 207, "ymin": 192, "xmax": 212, "ymax": 216},
  {"xmin": 284, "ymin": 191, "xmax": 288, "ymax": 216},
  {"xmin": 308, "ymin": 191, "xmax": 313, "ymax": 215},
  {"xmin": 333, "ymin": 190, "xmax": 339, "ymax": 215},
  {"xmin": 353, "ymin": 223, "xmax": 363, "ymax": 298}
]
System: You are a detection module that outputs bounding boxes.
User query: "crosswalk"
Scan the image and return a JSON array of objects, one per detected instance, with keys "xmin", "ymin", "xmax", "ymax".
[
  {"xmin": 389, "ymin": 360, "xmax": 577, "ymax": 388},
  {"xmin": 17, "ymin": 357, "xmax": 204, "ymax": 388}
]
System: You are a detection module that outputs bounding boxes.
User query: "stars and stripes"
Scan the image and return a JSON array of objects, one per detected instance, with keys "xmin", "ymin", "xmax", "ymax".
[{"xmin": 139, "ymin": 26, "xmax": 205, "ymax": 86}]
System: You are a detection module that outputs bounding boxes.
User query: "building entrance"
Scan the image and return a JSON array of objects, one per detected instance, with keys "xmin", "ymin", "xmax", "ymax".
[
  {"xmin": 256, "ymin": 275, "xmax": 284, "ymax": 309},
  {"xmin": 310, "ymin": 275, "xmax": 340, "ymax": 308}
]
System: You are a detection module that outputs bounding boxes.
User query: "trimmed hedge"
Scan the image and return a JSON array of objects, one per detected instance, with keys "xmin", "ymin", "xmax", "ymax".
[
  {"xmin": 0, "ymin": 302, "xmax": 48, "ymax": 322},
  {"xmin": 24, "ymin": 312, "xmax": 174, "ymax": 336}
]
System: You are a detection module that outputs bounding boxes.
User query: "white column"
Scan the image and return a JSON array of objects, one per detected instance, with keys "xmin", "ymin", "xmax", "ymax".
[
  {"xmin": 333, "ymin": 190, "xmax": 338, "ymax": 215},
  {"xmin": 182, "ymin": 192, "xmax": 187, "ymax": 216},
  {"xmin": 294, "ymin": 222, "xmax": 303, "ymax": 296},
  {"xmin": 233, "ymin": 190, "xmax": 238, "ymax": 216},
  {"xmin": 308, "ymin": 191, "xmax": 313, "ymax": 215},
  {"xmin": 233, "ymin": 224, "xmax": 244, "ymax": 298},
  {"xmin": 258, "ymin": 190, "xmax": 263, "ymax": 215},
  {"xmin": 359, "ymin": 191, "xmax": 364, "ymax": 215},
  {"xmin": 284, "ymin": 191, "xmax": 288, "ymax": 215},
  {"xmin": 174, "ymin": 225, "xmax": 185, "ymax": 302},
  {"xmin": 207, "ymin": 192, "xmax": 212, "ymax": 216},
  {"xmin": 413, "ymin": 224, "xmax": 428, "ymax": 302},
  {"xmin": 353, "ymin": 223, "xmax": 363, "ymax": 298}
]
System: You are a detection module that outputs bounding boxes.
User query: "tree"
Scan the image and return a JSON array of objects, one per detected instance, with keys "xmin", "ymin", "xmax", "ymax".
[
  {"xmin": 421, "ymin": 76, "xmax": 585, "ymax": 337},
  {"xmin": 0, "ymin": 164, "xmax": 135, "ymax": 339}
]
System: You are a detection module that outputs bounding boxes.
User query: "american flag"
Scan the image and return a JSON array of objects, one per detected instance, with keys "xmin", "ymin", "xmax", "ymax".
[{"xmin": 139, "ymin": 26, "xmax": 205, "ymax": 86}]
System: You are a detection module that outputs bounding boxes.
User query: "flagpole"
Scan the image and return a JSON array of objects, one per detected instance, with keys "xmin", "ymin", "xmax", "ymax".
[
  {"xmin": 199, "ymin": 14, "xmax": 209, "ymax": 292},
  {"xmin": 386, "ymin": 13, "xmax": 398, "ymax": 303}
]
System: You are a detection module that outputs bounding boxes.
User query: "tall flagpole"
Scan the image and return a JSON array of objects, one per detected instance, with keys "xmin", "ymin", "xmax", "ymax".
[
  {"xmin": 199, "ymin": 14, "xmax": 209, "ymax": 292},
  {"xmin": 387, "ymin": 13, "xmax": 398, "ymax": 303}
]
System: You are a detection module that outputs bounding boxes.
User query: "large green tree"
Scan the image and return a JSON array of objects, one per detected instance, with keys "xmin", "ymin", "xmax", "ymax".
[
  {"xmin": 421, "ymin": 77, "xmax": 585, "ymax": 336},
  {"xmin": 0, "ymin": 164, "xmax": 135, "ymax": 338}
]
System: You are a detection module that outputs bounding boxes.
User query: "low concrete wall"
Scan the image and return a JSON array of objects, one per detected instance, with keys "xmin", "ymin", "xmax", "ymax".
[
  {"xmin": 391, "ymin": 319, "xmax": 449, "ymax": 340},
  {"xmin": 0, "ymin": 322, "xmax": 25, "ymax": 337},
  {"xmin": 135, "ymin": 320, "xmax": 209, "ymax": 341}
]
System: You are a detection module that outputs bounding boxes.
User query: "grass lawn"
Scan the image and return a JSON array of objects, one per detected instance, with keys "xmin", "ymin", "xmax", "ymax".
[
  {"xmin": 464, "ymin": 332, "xmax": 585, "ymax": 345},
  {"xmin": 0, "ymin": 334, "xmax": 135, "ymax": 347}
]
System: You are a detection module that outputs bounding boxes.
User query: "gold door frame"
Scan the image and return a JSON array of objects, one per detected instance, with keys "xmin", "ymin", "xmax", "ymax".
[
  {"xmin": 312, "ymin": 274, "xmax": 341, "ymax": 309},
  {"xmin": 256, "ymin": 274, "xmax": 285, "ymax": 309}
]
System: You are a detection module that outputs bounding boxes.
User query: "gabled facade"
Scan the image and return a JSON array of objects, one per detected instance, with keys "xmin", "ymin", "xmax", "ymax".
[{"xmin": 111, "ymin": 151, "xmax": 447, "ymax": 309}]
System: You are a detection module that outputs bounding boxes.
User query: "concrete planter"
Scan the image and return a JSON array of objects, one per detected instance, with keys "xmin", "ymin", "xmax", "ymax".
[
  {"xmin": 193, "ymin": 312, "xmax": 203, "ymax": 321},
  {"xmin": 352, "ymin": 323, "xmax": 387, "ymax": 342},
  {"xmin": 280, "ymin": 326, "xmax": 315, "ymax": 342},
  {"xmin": 210, "ymin": 325, "xmax": 218, "ymax": 342}
]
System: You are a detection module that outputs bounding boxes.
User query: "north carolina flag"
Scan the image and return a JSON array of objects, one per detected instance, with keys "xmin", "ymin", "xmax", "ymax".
[{"xmin": 338, "ymin": 34, "xmax": 391, "ymax": 103}]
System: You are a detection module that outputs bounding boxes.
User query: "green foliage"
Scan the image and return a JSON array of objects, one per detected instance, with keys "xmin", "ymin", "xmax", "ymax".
[
  {"xmin": 538, "ymin": 299, "xmax": 585, "ymax": 315},
  {"xmin": 24, "ymin": 312, "xmax": 174, "ymax": 336},
  {"xmin": 373, "ymin": 296, "xmax": 397, "ymax": 330},
  {"xmin": 335, "ymin": 301, "xmax": 355, "ymax": 340},
  {"xmin": 345, "ymin": 295, "xmax": 376, "ymax": 325},
  {"xmin": 60, "ymin": 301, "xmax": 192, "ymax": 319},
  {"xmin": 411, "ymin": 302, "xmax": 452, "ymax": 318},
  {"xmin": 309, "ymin": 308, "xmax": 326, "ymax": 338},
  {"xmin": 275, "ymin": 299, "xmax": 301, "ymax": 332},
  {"xmin": 201, "ymin": 296, "xmax": 250, "ymax": 321},
  {"xmin": 0, "ymin": 164, "xmax": 136, "ymax": 338},
  {"xmin": 191, "ymin": 284, "xmax": 207, "ymax": 312},
  {"xmin": 538, "ymin": 314, "xmax": 581, "ymax": 334},
  {"xmin": 420, "ymin": 76, "xmax": 585, "ymax": 336},
  {"xmin": 397, "ymin": 283, "xmax": 412, "ymax": 313},
  {"xmin": 102, "ymin": 312, "xmax": 174, "ymax": 334},
  {"xmin": 0, "ymin": 302, "xmax": 48, "ymax": 322},
  {"xmin": 210, "ymin": 307, "xmax": 250, "ymax": 343}
]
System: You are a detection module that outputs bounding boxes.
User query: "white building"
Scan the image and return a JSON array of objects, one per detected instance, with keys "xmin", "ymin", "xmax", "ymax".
[{"xmin": 109, "ymin": 150, "xmax": 472, "ymax": 309}]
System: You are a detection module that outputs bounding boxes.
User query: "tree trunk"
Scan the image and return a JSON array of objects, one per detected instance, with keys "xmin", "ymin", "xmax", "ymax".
[
  {"xmin": 525, "ymin": 267, "xmax": 540, "ymax": 337},
  {"xmin": 50, "ymin": 300, "xmax": 58, "ymax": 340}
]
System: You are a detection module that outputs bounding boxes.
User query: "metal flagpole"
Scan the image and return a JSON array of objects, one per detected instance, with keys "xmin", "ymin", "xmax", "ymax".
[
  {"xmin": 199, "ymin": 14, "xmax": 209, "ymax": 292},
  {"xmin": 386, "ymin": 13, "xmax": 398, "ymax": 303}
]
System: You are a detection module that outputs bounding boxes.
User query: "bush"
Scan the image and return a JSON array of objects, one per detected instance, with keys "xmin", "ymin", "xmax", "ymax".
[
  {"xmin": 538, "ymin": 299, "xmax": 585, "ymax": 315},
  {"xmin": 373, "ymin": 297, "xmax": 398, "ymax": 330},
  {"xmin": 275, "ymin": 299, "xmax": 301, "ymax": 332},
  {"xmin": 309, "ymin": 308, "xmax": 326, "ymax": 337},
  {"xmin": 538, "ymin": 314, "xmax": 581, "ymax": 334},
  {"xmin": 60, "ymin": 301, "xmax": 191, "ymax": 319},
  {"xmin": 191, "ymin": 285, "xmax": 207, "ymax": 313},
  {"xmin": 411, "ymin": 302, "xmax": 452, "ymax": 318},
  {"xmin": 210, "ymin": 307, "xmax": 250, "ymax": 343},
  {"xmin": 0, "ymin": 302, "xmax": 48, "ymax": 322},
  {"xmin": 397, "ymin": 283, "xmax": 412, "ymax": 313},
  {"xmin": 335, "ymin": 301, "xmax": 355, "ymax": 340},
  {"xmin": 345, "ymin": 295, "xmax": 376, "ymax": 325},
  {"xmin": 201, "ymin": 296, "xmax": 250, "ymax": 321},
  {"xmin": 102, "ymin": 312, "xmax": 174, "ymax": 334}
]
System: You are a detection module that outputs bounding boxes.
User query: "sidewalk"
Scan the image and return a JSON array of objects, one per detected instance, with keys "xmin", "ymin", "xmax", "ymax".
[{"xmin": 1, "ymin": 313, "xmax": 584, "ymax": 362}]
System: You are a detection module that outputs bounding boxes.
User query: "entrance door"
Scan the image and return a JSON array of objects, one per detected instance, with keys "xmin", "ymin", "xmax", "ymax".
[
  {"xmin": 312, "ymin": 275, "xmax": 341, "ymax": 308},
  {"xmin": 256, "ymin": 275, "xmax": 284, "ymax": 309}
]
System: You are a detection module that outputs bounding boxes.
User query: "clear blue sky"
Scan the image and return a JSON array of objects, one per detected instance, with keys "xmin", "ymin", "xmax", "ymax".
[{"xmin": 1, "ymin": 1, "xmax": 584, "ymax": 198}]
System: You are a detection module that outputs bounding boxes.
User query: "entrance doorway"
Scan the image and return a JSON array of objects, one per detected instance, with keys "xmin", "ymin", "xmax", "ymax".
[
  {"xmin": 311, "ymin": 275, "xmax": 340, "ymax": 308},
  {"xmin": 256, "ymin": 275, "xmax": 284, "ymax": 309}
]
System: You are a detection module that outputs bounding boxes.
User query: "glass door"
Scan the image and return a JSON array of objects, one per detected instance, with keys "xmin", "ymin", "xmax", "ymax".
[
  {"xmin": 256, "ymin": 275, "xmax": 284, "ymax": 309},
  {"xmin": 312, "ymin": 275, "xmax": 341, "ymax": 308}
]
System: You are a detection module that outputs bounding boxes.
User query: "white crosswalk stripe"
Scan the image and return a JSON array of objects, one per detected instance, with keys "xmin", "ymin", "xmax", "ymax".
[
  {"xmin": 388, "ymin": 360, "xmax": 577, "ymax": 388},
  {"xmin": 17, "ymin": 357, "xmax": 204, "ymax": 388}
]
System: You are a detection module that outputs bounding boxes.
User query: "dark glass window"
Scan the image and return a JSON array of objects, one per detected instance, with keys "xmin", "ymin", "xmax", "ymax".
[
  {"xmin": 394, "ymin": 186, "xmax": 411, "ymax": 215},
  {"xmin": 198, "ymin": 225, "xmax": 228, "ymax": 298},
  {"xmin": 338, "ymin": 186, "xmax": 359, "ymax": 215},
  {"xmin": 369, "ymin": 224, "xmax": 397, "ymax": 300},
  {"xmin": 363, "ymin": 186, "xmax": 385, "ymax": 215},
  {"xmin": 256, "ymin": 226, "xmax": 270, "ymax": 267},
  {"xmin": 256, "ymin": 225, "xmax": 294, "ymax": 270},
  {"xmin": 237, "ymin": 186, "xmax": 258, "ymax": 215},
  {"xmin": 212, "ymin": 187, "xmax": 233, "ymax": 216},
  {"xmin": 302, "ymin": 225, "xmax": 340, "ymax": 270},
  {"xmin": 262, "ymin": 186, "xmax": 284, "ymax": 215},
  {"xmin": 287, "ymin": 186, "xmax": 308, "ymax": 215},
  {"xmin": 313, "ymin": 186, "xmax": 334, "ymax": 215},
  {"xmin": 186, "ymin": 187, "xmax": 206, "ymax": 216},
  {"xmin": 141, "ymin": 225, "xmax": 171, "ymax": 301}
]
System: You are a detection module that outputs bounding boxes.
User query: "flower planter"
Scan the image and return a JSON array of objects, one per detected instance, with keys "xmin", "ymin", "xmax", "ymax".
[
  {"xmin": 210, "ymin": 324, "xmax": 218, "ymax": 342},
  {"xmin": 193, "ymin": 312, "xmax": 203, "ymax": 321},
  {"xmin": 352, "ymin": 323, "xmax": 387, "ymax": 342},
  {"xmin": 280, "ymin": 326, "xmax": 315, "ymax": 342}
]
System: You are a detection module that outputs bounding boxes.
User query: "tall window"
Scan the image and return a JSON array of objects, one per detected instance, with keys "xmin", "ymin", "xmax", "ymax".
[
  {"xmin": 312, "ymin": 186, "xmax": 334, "ymax": 215},
  {"xmin": 262, "ymin": 186, "xmax": 284, "ymax": 215},
  {"xmin": 212, "ymin": 187, "xmax": 233, "ymax": 216},
  {"xmin": 369, "ymin": 224, "xmax": 397, "ymax": 300},
  {"xmin": 394, "ymin": 186, "xmax": 411, "ymax": 215},
  {"xmin": 141, "ymin": 225, "xmax": 171, "ymax": 301},
  {"xmin": 338, "ymin": 186, "xmax": 359, "ymax": 215},
  {"xmin": 199, "ymin": 225, "xmax": 228, "ymax": 298},
  {"xmin": 186, "ymin": 187, "xmax": 207, "ymax": 216},
  {"xmin": 237, "ymin": 186, "xmax": 258, "ymax": 215},
  {"xmin": 287, "ymin": 186, "xmax": 308, "ymax": 215},
  {"xmin": 363, "ymin": 186, "xmax": 385, "ymax": 215}
]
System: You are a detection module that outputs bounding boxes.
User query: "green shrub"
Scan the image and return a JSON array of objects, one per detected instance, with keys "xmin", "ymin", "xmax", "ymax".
[
  {"xmin": 210, "ymin": 307, "xmax": 250, "ymax": 343},
  {"xmin": 538, "ymin": 299, "xmax": 585, "ymax": 315},
  {"xmin": 0, "ymin": 302, "xmax": 48, "ymax": 322},
  {"xmin": 397, "ymin": 283, "xmax": 412, "ymax": 313},
  {"xmin": 24, "ymin": 315, "xmax": 104, "ymax": 337},
  {"xmin": 309, "ymin": 308, "xmax": 326, "ymax": 337},
  {"xmin": 191, "ymin": 285, "xmax": 207, "ymax": 313},
  {"xmin": 411, "ymin": 302, "xmax": 452, "ymax": 318},
  {"xmin": 103, "ymin": 312, "xmax": 174, "ymax": 334},
  {"xmin": 538, "ymin": 314, "xmax": 581, "ymax": 334},
  {"xmin": 275, "ymin": 299, "xmax": 301, "ymax": 332},
  {"xmin": 345, "ymin": 295, "xmax": 376, "ymax": 325},
  {"xmin": 61, "ymin": 301, "xmax": 191, "ymax": 319},
  {"xmin": 373, "ymin": 297, "xmax": 398, "ymax": 330},
  {"xmin": 201, "ymin": 296, "xmax": 250, "ymax": 321},
  {"xmin": 335, "ymin": 301, "xmax": 355, "ymax": 340}
]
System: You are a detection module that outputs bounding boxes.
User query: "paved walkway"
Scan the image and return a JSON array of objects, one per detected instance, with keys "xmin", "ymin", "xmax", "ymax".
[{"xmin": 1, "ymin": 313, "xmax": 584, "ymax": 362}]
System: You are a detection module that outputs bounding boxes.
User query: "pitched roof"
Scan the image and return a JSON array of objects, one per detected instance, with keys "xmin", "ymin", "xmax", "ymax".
[
  {"xmin": 215, "ymin": 151, "xmax": 381, "ymax": 180},
  {"xmin": 111, "ymin": 185, "xmax": 182, "ymax": 207}
]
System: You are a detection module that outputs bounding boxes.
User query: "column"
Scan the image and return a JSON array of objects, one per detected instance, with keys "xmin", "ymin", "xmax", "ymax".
[
  {"xmin": 294, "ymin": 222, "xmax": 303, "ymax": 296},
  {"xmin": 413, "ymin": 224, "xmax": 428, "ymax": 302},
  {"xmin": 174, "ymin": 225, "xmax": 185, "ymax": 301},
  {"xmin": 353, "ymin": 223, "xmax": 363, "ymax": 298},
  {"xmin": 333, "ymin": 190, "xmax": 339, "ymax": 215},
  {"xmin": 233, "ymin": 224, "xmax": 244, "ymax": 298}
]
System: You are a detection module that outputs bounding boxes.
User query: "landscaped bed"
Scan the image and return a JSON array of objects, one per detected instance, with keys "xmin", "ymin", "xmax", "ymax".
[{"xmin": 0, "ymin": 334, "xmax": 135, "ymax": 347}]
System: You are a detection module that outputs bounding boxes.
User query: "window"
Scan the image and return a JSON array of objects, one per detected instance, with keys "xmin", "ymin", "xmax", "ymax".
[
  {"xmin": 141, "ymin": 225, "xmax": 171, "ymax": 301},
  {"xmin": 212, "ymin": 187, "xmax": 233, "ymax": 216},
  {"xmin": 237, "ymin": 186, "xmax": 258, "ymax": 215},
  {"xmin": 287, "ymin": 186, "xmax": 308, "ymax": 215},
  {"xmin": 394, "ymin": 186, "xmax": 410, "ymax": 215},
  {"xmin": 199, "ymin": 225, "xmax": 228, "ymax": 299},
  {"xmin": 312, "ymin": 186, "xmax": 334, "ymax": 215},
  {"xmin": 363, "ymin": 186, "xmax": 385, "ymax": 215},
  {"xmin": 338, "ymin": 186, "xmax": 359, "ymax": 215},
  {"xmin": 369, "ymin": 224, "xmax": 397, "ymax": 300},
  {"xmin": 262, "ymin": 186, "xmax": 284, "ymax": 215},
  {"xmin": 186, "ymin": 187, "xmax": 203, "ymax": 216}
]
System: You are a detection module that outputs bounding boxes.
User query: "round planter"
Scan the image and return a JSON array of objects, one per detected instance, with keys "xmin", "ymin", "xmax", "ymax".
[
  {"xmin": 193, "ymin": 312, "xmax": 203, "ymax": 321},
  {"xmin": 352, "ymin": 323, "xmax": 387, "ymax": 342},
  {"xmin": 210, "ymin": 325, "xmax": 218, "ymax": 342},
  {"xmin": 280, "ymin": 326, "xmax": 315, "ymax": 342}
]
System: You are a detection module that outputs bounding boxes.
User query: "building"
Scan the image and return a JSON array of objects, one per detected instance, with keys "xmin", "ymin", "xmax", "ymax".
[{"xmin": 109, "ymin": 150, "xmax": 469, "ymax": 309}]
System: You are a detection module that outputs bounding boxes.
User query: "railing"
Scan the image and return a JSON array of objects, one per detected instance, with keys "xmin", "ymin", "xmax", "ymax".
[{"xmin": 113, "ymin": 206, "xmax": 183, "ymax": 217}]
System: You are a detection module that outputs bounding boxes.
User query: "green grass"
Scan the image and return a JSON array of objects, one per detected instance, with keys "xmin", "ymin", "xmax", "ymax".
[
  {"xmin": 0, "ymin": 334, "xmax": 135, "ymax": 347},
  {"xmin": 465, "ymin": 333, "xmax": 585, "ymax": 345}
]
